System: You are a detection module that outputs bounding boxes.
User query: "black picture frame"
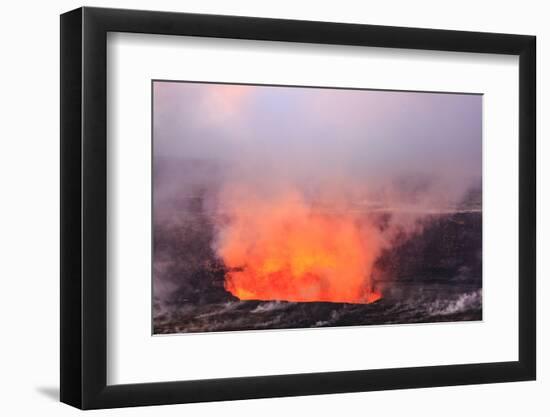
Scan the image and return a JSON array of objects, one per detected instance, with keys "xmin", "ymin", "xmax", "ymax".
[{"xmin": 60, "ymin": 6, "xmax": 536, "ymax": 410}]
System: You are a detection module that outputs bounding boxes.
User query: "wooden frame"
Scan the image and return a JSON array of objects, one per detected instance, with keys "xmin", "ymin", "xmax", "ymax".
[{"xmin": 60, "ymin": 6, "xmax": 536, "ymax": 409}]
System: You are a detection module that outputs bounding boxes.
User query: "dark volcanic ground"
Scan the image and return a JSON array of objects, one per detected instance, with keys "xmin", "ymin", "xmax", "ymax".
[
  {"xmin": 153, "ymin": 208, "xmax": 482, "ymax": 334},
  {"xmin": 154, "ymin": 283, "xmax": 481, "ymax": 334}
]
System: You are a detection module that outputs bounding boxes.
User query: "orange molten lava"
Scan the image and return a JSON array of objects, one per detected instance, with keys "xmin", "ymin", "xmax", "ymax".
[{"xmin": 216, "ymin": 189, "xmax": 382, "ymax": 304}]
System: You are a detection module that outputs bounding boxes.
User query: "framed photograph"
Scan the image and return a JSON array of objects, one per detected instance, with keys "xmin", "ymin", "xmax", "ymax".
[{"xmin": 60, "ymin": 6, "xmax": 536, "ymax": 409}]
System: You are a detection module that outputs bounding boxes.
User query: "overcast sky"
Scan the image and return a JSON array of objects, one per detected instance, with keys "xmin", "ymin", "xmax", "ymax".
[{"xmin": 153, "ymin": 81, "xmax": 482, "ymax": 204}]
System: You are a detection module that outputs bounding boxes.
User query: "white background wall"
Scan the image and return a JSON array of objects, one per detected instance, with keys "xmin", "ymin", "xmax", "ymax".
[{"xmin": 0, "ymin": 0, "xmax": 546, "ymax": 415}]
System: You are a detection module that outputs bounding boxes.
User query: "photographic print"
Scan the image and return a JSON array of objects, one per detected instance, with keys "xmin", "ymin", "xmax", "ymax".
[{"xmin": 152, "ymin": 81, "xmax": 482, "ymax": 334}]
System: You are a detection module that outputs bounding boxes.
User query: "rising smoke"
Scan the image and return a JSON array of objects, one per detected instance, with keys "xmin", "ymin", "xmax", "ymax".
[{"xmin": 153, "ymin": 81, "xmax": 482, "ymax": 307}]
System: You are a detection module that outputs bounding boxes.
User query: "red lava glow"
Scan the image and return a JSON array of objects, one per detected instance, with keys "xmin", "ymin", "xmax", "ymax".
[{"xmin": 216, "ymin": 189, "xmax": 382, "ymax": 304}]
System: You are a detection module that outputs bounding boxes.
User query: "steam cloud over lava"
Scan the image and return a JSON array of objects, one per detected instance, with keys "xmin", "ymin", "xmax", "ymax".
[
  {"xmin": 215, "ymin": 187, "xmax": 382, "ymax": 304},
  {"xmin": 152, "ymin": 81, "xmax": 482, "ymax": 333}
]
